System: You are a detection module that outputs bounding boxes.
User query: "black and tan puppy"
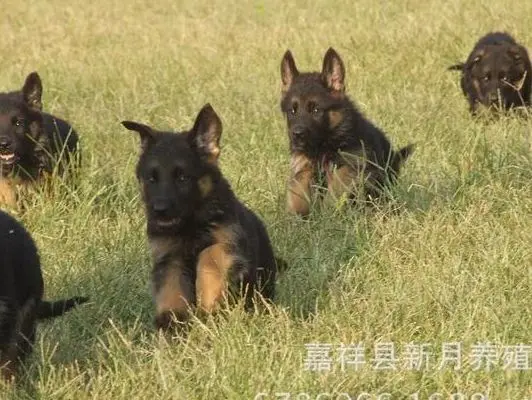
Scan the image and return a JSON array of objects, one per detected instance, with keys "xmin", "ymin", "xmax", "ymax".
[
  {"xmin": 448, "ymin": 32, "xmax": 532, "ymax": 114},
  {"xmin": 280, "ymin": 48, "xmax": 414, "ymax": 216},
  {"xmin": 122, "ymin": 104, "xmax": 277, "ymax": 330},
  {"xmin": 0, "ymin": 72, "xmax": 79, "ymax": 207},
  {"xmin": 0, "ymin": 211, "xmax": 88, "ymax": 381}
]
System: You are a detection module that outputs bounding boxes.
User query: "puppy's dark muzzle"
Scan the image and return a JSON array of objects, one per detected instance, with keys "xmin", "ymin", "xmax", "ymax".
[
  {"xmin": 290, "ymin": 127, "xmax": 309, "ymax": 141},
  {"xmin": 152, "ymin": 198, "xmax": 172, "ymax": 218},
  {"xmin": 150, "ymin": 198, "xmax": 181, "ymax": 228},
  {"xmin": 0, "ymin": 136, "xmax": 13, "ymax": 153},
  {"xmin": 487, "ymin": 92, "xmax": 500, "ymax": 105},
  {"xmin": 0, "ymin": 136, "xmax": 17, "ymax": 166}
]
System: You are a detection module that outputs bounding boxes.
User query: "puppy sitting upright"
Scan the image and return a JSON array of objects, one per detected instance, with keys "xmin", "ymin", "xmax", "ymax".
[
  {"xmin": 0, "ymin": 211, "xmax": 88, "ymax": 381},
  {"xmin": 280, "ymin": 48, "xmax": 414, "ymax": 216},
  {"xmin": 448, "ymin": 32, "xmax": 532, "ymax": 114},
  {"xmin": 122, "ymin": 104, "xmax": 277, "ymax": 330},
  {"xmin": 0, "ymin": 72, "xmax": 79, "ymax": 207}
]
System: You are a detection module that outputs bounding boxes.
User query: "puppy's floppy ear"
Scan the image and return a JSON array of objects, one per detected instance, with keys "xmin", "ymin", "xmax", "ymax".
[
  {"xmin": 121, "ymin": 120, "xmax": 156, "ymax": 150},
  {"xmin": 321, "ymin": 47, "xmax": 346, "ymax": 92},
  {"xmin": 22, "ymin": 72, "xmax": 43, "ymax": 111},
  {"xmin": 281, "ymin": 50, "xmax": 299, "ymax": 93},
  {"xmin": 189, "ymin": 103, "xmax": 222, "ymax": 165}
]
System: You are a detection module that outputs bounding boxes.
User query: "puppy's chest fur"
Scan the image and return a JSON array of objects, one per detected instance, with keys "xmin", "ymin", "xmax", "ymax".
[
  {"xmin": 148, "ymin": 218, "xmax": 245, "ymax": 285},
  {"xmin": 149, "ymin": 227, "xmax": 219, "ymax": 272}
]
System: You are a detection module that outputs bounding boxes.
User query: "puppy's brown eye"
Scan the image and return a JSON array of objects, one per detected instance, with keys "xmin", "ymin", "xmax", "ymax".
[
  {"xmin": 148, "ymin": 170, "xmax": 158, "ymax": 183},
  {"xmin": 12, "ymin": 117, "xmax": 24, "ymax": 127},
  {"xmin": 176, "ymin": 174, "xmax": 189, "ymax": 183},
  {"xmin": 311, "ymin": 105, "xmax": 320, "ymax": 114},
  {"xmin": 483, "ymin": 75, "xmax": 490, "ymax": 82},
  {"xmin": 290, "ymin": 103, "xmax": 298, "ymax": 115}
]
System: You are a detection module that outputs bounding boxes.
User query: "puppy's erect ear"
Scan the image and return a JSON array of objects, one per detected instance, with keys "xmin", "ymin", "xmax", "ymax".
[
  {"xmin": 507, "ymin": 45, "xmax": 527, "ymax": 63},
  {"xmin": 322, "ymin": 48, "xmax": 346, "ymax": 92},
  {"xmin": 281, "ymin": 50, "xmax": 299, "ymax": 93},
  {"xmin": 189, "ymin": 103, "xmax": 222, "ymax": 165},
  {"xmin": 22, "ymin": 72, "xmax": 43, "ymax": 111},
  {"xmin": 121, "ymin": 120, "xmax": 156, "ymax": 150}
]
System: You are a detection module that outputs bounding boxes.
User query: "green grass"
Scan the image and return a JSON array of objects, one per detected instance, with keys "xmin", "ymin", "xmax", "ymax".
[{"xmin": 1, "ymin": 0, "xmax": 531, "ymax": 398}]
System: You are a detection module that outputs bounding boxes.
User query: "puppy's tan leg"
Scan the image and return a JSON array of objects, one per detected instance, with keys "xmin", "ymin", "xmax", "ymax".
[
  {"xmin": 327, "ymin": 165, "xmax": 355, "ymax": 197},
  {"xmin": 326, "ymin": 151, "xmax": 366, "ymax": 204},
  {"xmin": 287, "ymin": 153, "xmax": 315, "ymax": 216},
  {"xmin": 153, "ymin": 265, "xmax": 195, "ymax": 330},
  {"xmin": 151, "ymin": 238, "xmax": 194, "ymax": 330},
  {"xmin": 326, "ymin": 151, "xmax": 384, "ymax": 204},
  {"xmin": 196, "ymin": 226, "xmax": 235, "ymax": 313}
]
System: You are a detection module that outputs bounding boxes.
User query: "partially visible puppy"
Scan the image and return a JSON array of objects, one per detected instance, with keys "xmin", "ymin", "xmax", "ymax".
[
  {"xmin": 449, "ymin": 32, "xmax": 532, "ymax": 114},
  {"xmin": 0, "ymin": 211, "xmax": 88, "ymax": 381},
  {"xmin": 0, "ymin": 72, "xmax": 80, "ymax": 207}
]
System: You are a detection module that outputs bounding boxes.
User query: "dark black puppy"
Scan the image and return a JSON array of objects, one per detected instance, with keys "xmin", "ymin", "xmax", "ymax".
[
  {"xmin": 280, "ymin": 47, "xmax": 414, "ymax": 216},
  {"xmin": 0, "ymin": 72, "xmax": 79, "ymax": 207},
  {"xmin": 122, "ymin": 104, "xmax": 278, "ymax": 330},
  {"xmin": 0, "ymin": 211, "xmax": 88, "ymax": 381},
  {"xmin": 448, "ymin": 32, "xmax": 532, "ymax": 114}
]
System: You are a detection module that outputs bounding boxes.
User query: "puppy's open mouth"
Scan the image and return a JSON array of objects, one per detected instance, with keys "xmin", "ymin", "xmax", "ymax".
[
  {"xmin": 0, "ymin": 153, "xmax": 17, "ymax": 165},
  {"xmin": 155, "ymin": 218, "xmax": 181, "ymax": 227}
]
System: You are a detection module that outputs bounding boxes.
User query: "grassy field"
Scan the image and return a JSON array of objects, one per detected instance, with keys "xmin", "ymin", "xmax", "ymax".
[{"xmin": 1, "ymin": 0, "xmax": 531, "ymax": 398}]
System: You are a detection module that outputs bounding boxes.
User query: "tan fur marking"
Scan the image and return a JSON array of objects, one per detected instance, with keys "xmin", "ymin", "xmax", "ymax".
[
  {"xmin": 149, "ymin": 237, "xmax": 180, "ymax": 262},
  {"xmin": 0, "ymin": 178, "xmax": 17, "ymax": 208},
  {"xmin": 286, "ymin": 153, "xmax": 315, "ymax": 216},
  {"xmin": 154, "ymin": 264, "xmax": 193, "ymax": 316},
  {"xmin": 327, "ymin": 164, "xmax": 359, "ymax": 200},
  {"xmin": 198, "ymin": 174, "xmax": 213, "ymax": 197},
  {"xmin": 195, "ymin": 225, "xmax": 235, "ymax": 313},
  {"xmin": 206, "ymin": 150, "xmax": 220, "ymax": 166},
  {"xmin": 149, "ymin": 238, "xmax": 193, "ymax": 321},
  {"xmin": 0, "ymin": 171, "xmax": 58, "ymax": 209},
  {"xmin": 328, "ymin": 110, "xmax": 344, "ymax": 129},
  {"xmin": 326, "ymin": 150, "xmax": 384, "ymax": 203}
]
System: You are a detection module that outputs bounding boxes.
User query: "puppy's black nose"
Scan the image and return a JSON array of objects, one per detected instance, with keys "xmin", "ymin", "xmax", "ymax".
[
  {"xmin": 291, "ymin": 127, "xmax": 307, "ymax": 139},
  {"xmin": 0, "ymin": 137, "xmax": 12, "ymax": 152},
  {"xmin": 488, "ymin": 92, "xmax": 500, "ymax": 104},
  {"xmin": 152, "ymin": 199, "xmax": 171, "ymax": 216}
]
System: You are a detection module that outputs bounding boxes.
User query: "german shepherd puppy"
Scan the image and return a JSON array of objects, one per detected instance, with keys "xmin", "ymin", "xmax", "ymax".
[
  {"xmin": 280, "ymin": 48, "xmax": 414, "ymax": 216},
  {"xmin": 448, "ymin": 32, "xmax": 532, "ymax": 114},
  {"xmin": 0, "ymin": 210, "xmax": 88, "ymax": 381},
  {"xmin": 0, "ymin": 72, "xmax": 79, "ymax": 207},
  {"xmin": 122, "ymin": 104, "xmax": 277, "ymax": 330}
]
